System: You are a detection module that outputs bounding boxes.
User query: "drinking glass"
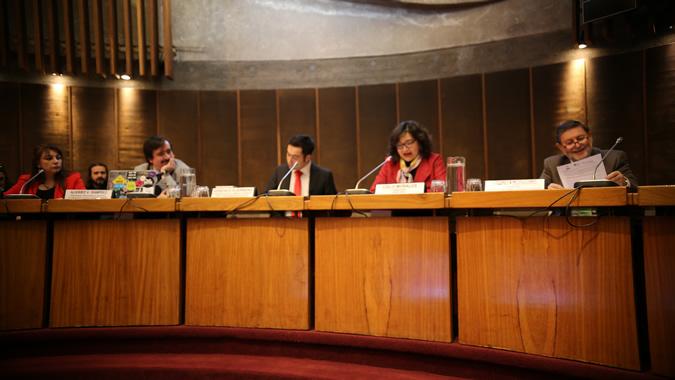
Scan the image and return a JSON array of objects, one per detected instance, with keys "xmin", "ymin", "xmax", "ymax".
[
  {"xmin": 166, "ymin": 186, "xmax": 181, "ymax": 198},
  {"xmin": 177, "ymin": 168, "xmax": 196, "ymax": 197},
  {"xmin": 192, "ymin": 186, "xmax": 210, "ymax": 198},
  {"xmin": 446, "ymin": 156, "xmax": 466, "ymax": 193},
  {"xmin": 430, "ymin": 180, "xmax": 446, "ymax": 193},
  {"xmin": 466, "ymin": 178, "xmax": 483, "ymax": 192}
]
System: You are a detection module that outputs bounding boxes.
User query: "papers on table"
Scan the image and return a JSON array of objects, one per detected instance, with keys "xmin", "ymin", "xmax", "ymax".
[{"xmin": 556, "ymin": 153, "xmax": 607, "ymax": 189}]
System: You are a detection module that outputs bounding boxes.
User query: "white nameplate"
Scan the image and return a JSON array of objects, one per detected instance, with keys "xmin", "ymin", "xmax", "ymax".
[
  {"xmin": 211, "ymin": 186, "xmax": 256, "ymax": 198},
  {"xmin": 374, "ymin": 182, "xmax": 425, "ymax": 195},
  {"xmin": 65, "ymin": 189, "xmax": 113, "ymax": 199},
  {"xmin": 484, "ymin": 179, "xmax": 545, "ymax": 192}
]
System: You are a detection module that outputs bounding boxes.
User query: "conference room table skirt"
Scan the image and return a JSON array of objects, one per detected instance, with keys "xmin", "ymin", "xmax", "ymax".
[
  {"xmin": 456, "ymin": 216, "xmax": 639, "ymax": 370},
  {"xmin": 314, "ymin": 217, "xmax": 452, "ymax": 342},
  {"xmin": 185, "ymin": 218, "xmax": 310, "ymax": 330}
]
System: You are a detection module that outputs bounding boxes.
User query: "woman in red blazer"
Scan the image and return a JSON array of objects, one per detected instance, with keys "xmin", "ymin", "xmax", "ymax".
[
  {"xmin": 4, "ymin": 144, "xmax": 85, "ymax": 199},
  {"xmin": 370, "ymin": 120, "xmax": 446, "ymax": 192}
]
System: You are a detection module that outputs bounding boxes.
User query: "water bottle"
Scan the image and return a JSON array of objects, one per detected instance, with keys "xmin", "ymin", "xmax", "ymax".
[{"xmin": 446, "ymin": 156, "xmax": 465, "ymax": 193}]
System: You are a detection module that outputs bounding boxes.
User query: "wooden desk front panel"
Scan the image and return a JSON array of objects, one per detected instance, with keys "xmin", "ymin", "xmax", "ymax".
[
  {"xmin": 456, "ymin": 216, "xmax": 639, "ymax": 369},
  {"xmin": 0, "ymin": 221, "xmax": 47, "ymax": 330},
  {"xmin": 185, "ymin": 218, "xmax": 310, "ymax": 329},
  {"xmin": 643, "ymin": 217, "xmax": 675, "ymax": 377},
  {"xmin": 315, "ymin": 217, "xmax": 451, "ymax": 342},
  {"xmin": 50, "ymin": 219, "xmax": 181, "ymax": 327}
]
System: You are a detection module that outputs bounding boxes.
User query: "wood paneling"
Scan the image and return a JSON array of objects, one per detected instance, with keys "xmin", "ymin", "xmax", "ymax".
[
  {"xmin": 358, "ymin": 84, "xmax": 396, "ymax": 180},
  {"xmin": 645, "ymin": 44, "xmax": 675, "ymax": 185},
  {"xmin": 448, "ymin": 187, "xmax": 627, "ymax": 208},
  {"xmin": 77, "ymin": 0, "xmax": 90, "ymax": 74},
  {"xmin": 315, "ymin": 217, "xmax": 451, "ymax": 342},
  {"xmin": 157, "ymin": 90, "xmax": 199, "ymax": 171},
  {"xmin": 586, "ymin": 52, "xmax": 644, "ymax": 182},
  {"xmin": 20, "ymin": 83, "xmax": 71, "ymax": 172},
  {"xmin": 440, "ymin": 75, "xmax": 485, "ymax": 180},
  {"xmin": 71, "ymin": 87, "xmax": 116, "ymax": 174},
  {"xmin": 0, "ymin": 220, "xmax": 46, "ymax": 330},
  {"xmin": 456, "ymin": 216, "xmax": 639, "ymax": 369},
  {"xmin": 398, "ymin": 80, "xmax": 439, "ymax": 146},
  {"xmin": 643, "ymin": 217, "xmax": 675, "ymax": 377},
  {"xmin": 278, "ymin": 89, "xmax": 316, "ymax": 162},
  {"xmin": 317, "ymin": 87, "xmax": 357, "ymax": 192},
  {"xmin": 62, "ymin": 0, "xmax": 75, "ymax": 74},
  {"xmin": 532, "ymin": 61, "xmax": 587, "ymax": 177},
  {"xmin": 186, "ymin": 218, "xmax": 309, "ymax": 329},
  {"xmin": 50, "ymin": 219, "xmax": 180, "ymax": 327},
  {"xmin": 308, "ymin": 193, "xmax": 444, "ymax": 210},
  {"xmin": 0, "ymin": 82, "xmax": 20, "ymax": 178},
  {"xmin": 199, "ymin": 91, "xmax": 238, "ymax": 188},
  {"xmin": 484, "ymin": 69, "xmax": 532, "ymax": 180},
  {"xmin": 117, "ymin": 88, "xmax": 156, "ymax": 169},
  {"xmin": 239, "ymin": 90, "xmax": 277, "ymax": 191}
]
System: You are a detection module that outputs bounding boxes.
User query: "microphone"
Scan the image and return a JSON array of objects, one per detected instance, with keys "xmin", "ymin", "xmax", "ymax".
[
  {"xmin": 345, "ymin": 156, "xmax": 390, "ymax": 195},
  {"xmin": 574, "ymin": 137, "xmax": 623, "ymax": 188},
  {"xmin": 20, "ymin": 169, "xmax": 45, "ymax": 194},
  {"xmin": 6, "ymin": 169, "xmax": 44, "ymax": 199},
  {"xmin": 267, "ymin": 161, "xmax": 299, "ymax": 196}
]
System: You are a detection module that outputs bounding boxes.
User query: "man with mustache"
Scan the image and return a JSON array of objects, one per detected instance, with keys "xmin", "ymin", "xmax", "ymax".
[
  {"xmin": 86, "ymin": 162, "xmax": 109, "ymax": 190},
  {"xmin": 134, "ymin": 135, "xmax": 191, "ymax": 193},
  {"xmin": 540, "ymin": 120, "xmax": 637, "ymax": 190}
]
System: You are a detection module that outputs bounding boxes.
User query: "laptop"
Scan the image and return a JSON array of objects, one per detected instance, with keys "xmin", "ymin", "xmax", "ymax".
[{"xmin": 107, "ymin": 170, "xmax": 159, "ymax": 198}]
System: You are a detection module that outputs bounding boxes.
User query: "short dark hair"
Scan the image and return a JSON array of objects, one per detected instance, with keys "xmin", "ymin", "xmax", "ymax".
[
  {"xmin": 555, "ymin": 120, "xmax": 589, "ymax": 143},
  {"xmin": 288, "ymin": 135, "xmax": 315, "ymax": 156},
  {"xmin": 388, "ymin": 120, "xmax": 433, "ymax": 161},
  {"xmin": 143, "ymin": 136, "xmax": 171, "ymax": 162}
]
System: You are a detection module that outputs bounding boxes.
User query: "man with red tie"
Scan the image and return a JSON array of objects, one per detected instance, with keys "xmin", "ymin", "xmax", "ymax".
[{"xmin": 264, "ymin": 135, "xmax": 337, "ymax": 197}]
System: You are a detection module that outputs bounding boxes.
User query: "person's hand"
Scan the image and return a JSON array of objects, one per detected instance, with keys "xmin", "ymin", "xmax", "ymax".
[
  {"xmin": 606, "ymin": 171, "xmax": 628, "ymax": 186},
  {"xmin": 548, "ymin": 183, "xmax": 564, "ymax": 190},
  {"xmin": 157, "ymin": 188, "xmax": 169, "ymax": 198},
  {"xmin": 160, "ymin": 158, "xmax": 176, "ymax": 175}
]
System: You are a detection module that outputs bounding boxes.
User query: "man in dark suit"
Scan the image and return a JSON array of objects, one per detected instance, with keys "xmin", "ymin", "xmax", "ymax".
[
  {"xmin": 540, "ymin": 120, "xmax": 637, "ymax": 190},
  {"xmin": 264, "ymin": 134, "xmax": 337, "ymax": 196}
]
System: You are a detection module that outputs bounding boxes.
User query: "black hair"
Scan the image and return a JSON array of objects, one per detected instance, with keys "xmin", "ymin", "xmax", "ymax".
[
  {"xmin": 288, "ymin": 135, "xmax": 315, "ymax": 156},
  {"xmin": 555, "ymin": 120, "xmax": 590, "ymax": 143},
  {"xmin": 388, "ymin": 120, "xmax": 433, "ymax": 161},
  {"xmin": 143, "ymin": 135, "xmax": 172, "ymax": 162}
]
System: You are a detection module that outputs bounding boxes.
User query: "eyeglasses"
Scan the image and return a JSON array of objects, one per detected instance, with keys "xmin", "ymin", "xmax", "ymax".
[
  {"xmin": 396, "ymin": 139, "xmax": 417, "ymax": 150},
  {"xmin": 561, "ymin": 135, "xmax": 588, "ymax": 148}
]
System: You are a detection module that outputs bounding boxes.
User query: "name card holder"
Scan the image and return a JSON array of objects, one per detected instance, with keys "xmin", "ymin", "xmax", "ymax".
[
  {"xmin": 374, "ymin": 182, "xmax": 425, "ymax": 195},
  {"xmin": 211, "ymin": 186, "xmax": 256, "ymax": 198},
  {"xmin": 484, "ymin": 179, "xmax": 545, "ymax": 192},
  {"xmin": 64, "ymin": 189, "xmax": 113, "ymax": 199}
]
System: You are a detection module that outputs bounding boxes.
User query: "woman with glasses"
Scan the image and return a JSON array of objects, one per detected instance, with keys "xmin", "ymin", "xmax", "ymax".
[
  {"xmin": 370, "ymin": 120, "xmax": 446, "ymax": 192},
  {"xmin": 540, "ymin": 120, "xmax": 637, "ymax": 190},
  {"xmin": 4, "ymin": 144, "xmax": 85, "ymax": 199}
]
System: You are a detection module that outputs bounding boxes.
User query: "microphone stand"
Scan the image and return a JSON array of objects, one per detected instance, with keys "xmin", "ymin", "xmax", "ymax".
[
  {"xmin": 574, "ymin": 137, "xmax": 623, "ymax": 188},
  {"xmin": 6, "ymin": 169, "xmax": 44, "ymax": 200},
  {"xmin": 345, "ymin": 157, "xmax": 390, "ymax": 195},
  {"xmin": 267, "ymin": 162, "xmax": 300, "ymax": 196}
]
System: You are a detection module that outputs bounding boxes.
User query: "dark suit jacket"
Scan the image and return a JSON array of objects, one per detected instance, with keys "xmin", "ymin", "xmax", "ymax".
[
  {"xmin": 264, "ymin": 162, "xmax": 337, "ymax": 195},
  {"xmin": 539, "ymin": 147, "xmax": 638, "ymax": 190}
]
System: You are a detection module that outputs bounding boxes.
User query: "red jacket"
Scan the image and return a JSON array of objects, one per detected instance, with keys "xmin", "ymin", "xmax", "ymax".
[
  {"xmin": 370, "ymin": 152, "xmax": 446, "ymax": 192},
  {"xmin": 4, "ymin": 172, "xmax": 86, "ymax": 199}
]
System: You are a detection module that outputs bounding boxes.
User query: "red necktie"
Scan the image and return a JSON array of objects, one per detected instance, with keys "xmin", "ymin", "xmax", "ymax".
[
  {"xmin": 293, "ymin": 170, "xmax": 302, "ymax": 218},
  {"xmin": 293, "ymin": 170, "xmax": 302, "ymax": 196}
]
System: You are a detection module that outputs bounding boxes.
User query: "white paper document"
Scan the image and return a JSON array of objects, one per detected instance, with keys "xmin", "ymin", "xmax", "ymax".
[
  {"xmin": 556, "ymin": 154, "xmax": 607, "ymax": 189},
  {"xmin": 64, "ymin": 189, "xmax": 113, "ymax": 199}
]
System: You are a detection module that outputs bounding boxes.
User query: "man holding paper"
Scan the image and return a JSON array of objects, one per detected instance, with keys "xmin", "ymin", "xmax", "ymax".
[{"xmin": 540, "ymin": 120, "xmax": 637, "ymax": 190}]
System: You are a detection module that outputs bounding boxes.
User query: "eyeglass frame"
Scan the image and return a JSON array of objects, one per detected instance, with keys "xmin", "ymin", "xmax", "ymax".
[
  {"xmin": 560, "ymin": 134, "xmax": 589, "ymax": 148},
  {"xmin": 396, "ymin": 138, "xmax": 417, "ymax": 150}
]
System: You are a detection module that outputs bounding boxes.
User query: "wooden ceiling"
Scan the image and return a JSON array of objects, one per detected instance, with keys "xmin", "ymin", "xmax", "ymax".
[{"xmin": 0, "ymin": 0, "xmax": 173, "ymax": 79}]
